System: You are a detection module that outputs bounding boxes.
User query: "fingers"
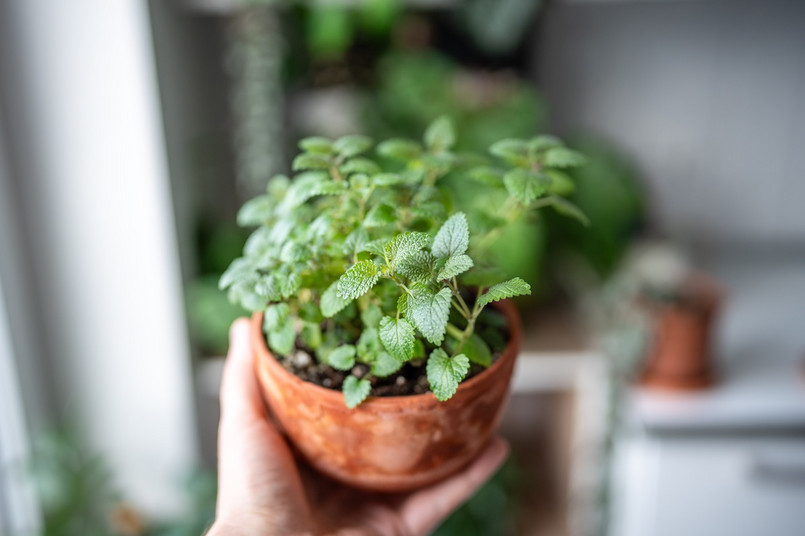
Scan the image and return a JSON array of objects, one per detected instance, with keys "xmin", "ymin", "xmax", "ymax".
[
  {"xmin": 398, "ymin": 437, "xmax": 509, "ymax": 536},
  {"xmin": 219, "ymin": 318, "xmax": 265, "ymax": 426}
]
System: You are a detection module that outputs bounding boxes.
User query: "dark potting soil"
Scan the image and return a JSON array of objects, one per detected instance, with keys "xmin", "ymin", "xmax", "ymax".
[{"xmin": 272, "ymin": 307, "xmax": 511, "ymax": 398}]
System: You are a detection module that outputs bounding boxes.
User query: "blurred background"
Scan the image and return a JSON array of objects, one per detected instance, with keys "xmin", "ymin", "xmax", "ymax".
[{"xmin": 1, "ymin": 0, "xmax": 804, "ymax": 535}]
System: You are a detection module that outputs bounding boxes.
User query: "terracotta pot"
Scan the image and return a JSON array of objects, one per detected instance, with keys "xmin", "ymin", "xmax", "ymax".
[
  {"xmin": 640, "ymin": 273, "xmax": 723, "ymax": 392},
  {"xmin": 251, "ymin": 300, "xmax": 521, "ymax": 492}
]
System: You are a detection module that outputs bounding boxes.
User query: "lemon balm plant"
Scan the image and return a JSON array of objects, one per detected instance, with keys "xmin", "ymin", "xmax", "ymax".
[{"xmin": 220, "ymin": 117, "xmax": 587, "ymax": 409}]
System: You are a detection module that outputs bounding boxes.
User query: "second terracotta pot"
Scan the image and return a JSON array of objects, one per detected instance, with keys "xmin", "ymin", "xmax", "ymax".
[{"xmin": 252, "ymin": 300, "xmax": 521, "ymax": 492}]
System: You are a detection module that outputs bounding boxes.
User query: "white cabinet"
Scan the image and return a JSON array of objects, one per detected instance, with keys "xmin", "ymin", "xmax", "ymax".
[{"xmin": 613, "ymin": 434, "xmax": 805, "ymax": 536}]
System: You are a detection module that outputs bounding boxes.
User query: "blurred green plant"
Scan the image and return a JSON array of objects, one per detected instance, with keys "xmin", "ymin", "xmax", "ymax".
[
  {"xmin": 433, "ymin": 456, "xmax": 524, "ymax": 536},
  {"xmin": 366, "ymin": 51, "xmax": 546, "ymax": 152},
  {"xmin": 30, "ymin": 427, "xmax": 132, "ymax": 536}
]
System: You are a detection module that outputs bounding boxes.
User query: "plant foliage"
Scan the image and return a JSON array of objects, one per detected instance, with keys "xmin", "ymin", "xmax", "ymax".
[{"xmin": 221, "ymin": 117, "xmax": 586, "ymax": 406}]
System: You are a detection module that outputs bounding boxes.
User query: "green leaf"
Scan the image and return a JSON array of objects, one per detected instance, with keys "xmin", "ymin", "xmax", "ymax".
[
  {"xmin": 468, "ymin": 166, "xmax": 504, "ymax": 187},
  {"xmin": 292, "ymin": 153, "xmax": 332, "ymax": 171},
  {"xmin": 409, "ymin": 285, "xmax": 452, "ymax": 345},
  {"xmin": 360, "ymin": 304, "xmax": 383, "ymax": 328},
  {"xmin": 283, "ymin": 171, "xmax": 330, "ymax": 208},
  {"xmin": 432, "ymin": 212, "xmax": 469, "ymax": 259},
  {"xmin": 333, "ymin": 135, "xmax": 373, "ymax": 157},
  {"xmin": 264, "ymin": 303, "xmax": 289, "ymax": 331},
  {"xmin": 478, "ymin": 277, "xmax": 532, "ymax": 308},
  {"xmin": 548, "ymin": 195, "xmax": 590, "ymax": 226},
  {"xmin": 236, "ymin": 195, "xmax": 273, "ymax": 226},
  {"xmin": 300, "ymin": 322, "xmax": 322, "ymax": 350},
  {"xmin": 384, "ymin": 232, "xmax": 430, "ymax": 267},
  {"xmin": 341, "ymin": 157, "xmax": 381, "ymax": 175},
  {"xmin": 447, "ymin": 333, "xmax": 491, "ymax": 367},
  {"xmin": 489, "ymin": 138, "xmax": 529, "ymax": 166},
  {"xmin": 264, "ymin": 304, "xmax": 294, "ymax": 356},
  {"xmin": 310, "ymin": 180, "xmax": 348, "ymax": 197},
  {"xmin": 363, "ymin": 204, "xmax": 396, "ymax": 228},
  {"xmin": 342, "ymin": 376, "xmax": 371, "ymax": 409},
  {"xmin": 371, "ymin": 351, "xmax": 403, "ymax": 378},
  {"xmin": 356, "ymin": 327, "xmax": 382, "ymax": 361},
  {"xmin": 321, "ymin": 280, "xmax": 351, "ymax": 317},
  {"xmin": 426, "ymin": 348, "xmax": 470, "ymax": 401},
  {"xmin": 373, "ymin": 173, "xmax": 405, "ymax": 186},
  {"xmin": 299, "ymin": 136, "xmax": 334, "ymax": 154},
  {"xmin": 424, "ymin": 116, "xmax": 456, "ymax": 151},
  {"xmin": 396, "ymin": 250, "xmax": 434, "ymax": 282},
  {"xmin": 545, "ymin": 169, "xmax": 576, "ymax": 196},
  {"xmin": 343, "ymin": 228, "xmax": 369, "ymax": 256},
  {"xmin": 504, "ymin": 169, "xmax": 548, "ymax": 205},
  {"xmin": 543, "ymin": 147, "xmax": 587, "ymax": 168},
  {"xmin": 397, "ymin": 292, "xmax": 410, "ymax": 319},
  {"xmin": 337, "ymin": 260, "xmax": 380, "ymax": 300},
  {"xmin": 377, "ymin": 138, "xmax": 422, "ymax": 161},
  {"xmin": 379, "ymin": 316, "xmax": 415, "ymax": 362},
  {"xmin": 361, "ymin": 239, "xmax": 388, "ymax": 256},
  {"xmin": 328, "ymin": 345, "xmax": 356, "ymax": 371},
  {"xmin": 527, "ymin": 135, "xmax": 562, "ymax": 155},
  {"xmin": 437, "ymin": 254, "xmax": 474, "ymax": 280}
]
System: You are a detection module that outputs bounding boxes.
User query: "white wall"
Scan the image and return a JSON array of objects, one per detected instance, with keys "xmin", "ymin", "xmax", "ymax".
[
  {"xmin": 0, "ymin": 0, "xmax": 199, "ymax": 517},
  {"xmin": 539, "ymin": 1, "xmax": 805, "ymax": 245}
]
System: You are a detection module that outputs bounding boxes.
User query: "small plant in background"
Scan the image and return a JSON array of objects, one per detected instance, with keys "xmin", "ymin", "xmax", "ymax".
[{"xmin": 220, "ymin": 117, "xmax": 587, "ymax": 407}]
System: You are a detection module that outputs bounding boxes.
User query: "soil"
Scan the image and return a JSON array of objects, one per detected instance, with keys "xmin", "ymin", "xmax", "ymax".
[{"xmin": 272, "ymin": 309, "xmax": 510, "ymax": 398}]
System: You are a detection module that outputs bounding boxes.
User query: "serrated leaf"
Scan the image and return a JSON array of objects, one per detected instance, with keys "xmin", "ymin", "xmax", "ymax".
[
  {"xmin": 321, "ymin": 280, "xmax": 351, "ymax": 317},
  {"xmin": 337, "ymin": 260, "xmax": 380, "ymax": 300},
  {"xmin": 343, "ymin": 228, "xmax": 369, "ymax": 256},
  {"xmin": 396, "ymin": 250, "xmax": 434, "ymax": 282},
  {"xmin": 528, "ymin": 135, "xmax": 562, "ymax": 155},
  {"xmin": 255, "ymin": 274, "xmax": 283, "ymax": 302},
  {"xmin": 424, "ymin": 116, "xmax": 456, "ymax": 151},
  {"xmin": 426, "ymin": 348, "xmax": 469, "ymax": 401},
  {"xmin": 548, "ymin": 195, "xmax": 590, "ymax": 226},
  {"xmin": 342, "ymin": 376, "xmax": 371, "ymax": 409},
  {"xmin": 310, "ymin": 180, "xmax": 348, "ymax": 197},
  {"xmin": 377, "ymin": 138, "xmax": 422, "ymax": 160},
  {"xmin": 280, "ymin": 271, "xmax": 301, "ymax": 298},
  {"xmin": 373, "ymin": 173, "xmax": 405, "ymax": 186},
  {"xmin": 363, "ymin": 203, "xmax": 396, "ymax": 228},
  {"xmin": 219, "ymin": 257, "xmax": 254, "ymax": 290},
  {"xmin": 341, "ymin": 157, "xmax": 381, "ymax": 175},
  {"xmin": 328, "ymin": 345, "xmax": 356, "ymax": 371},
  {"xmin": 437, "ymin": 254, "xmax": 474, "ymax": 280},
  {"xmin": 371, "ymin": 351, "xmax": 403, "ymax": 377},
  {"xmin": 283, "ymin": 171, "xmax": 330, "ymax": 208},
  {"xmin": 299, "ymin": 136, "xmax": 334, "ymax": 154},
  {"xmin": 409, "ymin": 285, "xmax": 452, "ymax": 345},
  {"xmin": 379, "ymin": 316, "xmax": 415, "ymax": 362},
  {"xmin": 478, "ymin": 277, "xmax": 532, "ymax": 308},
  {"xmin": 397, "ymin": 292, "xmax": 410, "ymax": 319},
  {"xmin": 432, "ymin": 212, "xmax": 469, "ymax": 259},
  {"xmin": 384, "ymin": 232, "xmax": 430, "ymax": 267},
  {"xmin": 489, "ymin": 138, "xmax": 529, "ymax": 166},
  {"xmin": 504, "ymin": 169, "xmax": 548, "ymax": 206},
  {"xmin": 334, "ymin": 135, "xmax": 373, "ymax": 157},
  {"xmin": 360, "ymin": 239, "xmax": 388, "ymax": 256},
  {"xmin": 292, "ymin": 153, "xmax": 332, "ymax": 171},
  {"xmin": 446, "ymin": 333, "xmax": 492, "ymax": 367},
  {"xmin": 543, "ymin": 147, "xmax": 587, "ymax": 168},
  {"xmin": 236, "ymin": 195, "xmax": 274, "ymax": 226}
]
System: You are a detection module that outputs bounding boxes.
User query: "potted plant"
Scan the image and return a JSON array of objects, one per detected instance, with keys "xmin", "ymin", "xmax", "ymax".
[
  {"xmin": 625, "ymin": 243, "xmax": 724, "ymax": 391},
  {"xmin": 220, "ymin": 117, "xmax": 587, "ymax": 491}
]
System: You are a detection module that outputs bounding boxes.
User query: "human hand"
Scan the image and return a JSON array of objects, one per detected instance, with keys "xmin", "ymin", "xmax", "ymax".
[{"xmin": 208, "ymin": 318, "xmax": 509, "ymax": 536}]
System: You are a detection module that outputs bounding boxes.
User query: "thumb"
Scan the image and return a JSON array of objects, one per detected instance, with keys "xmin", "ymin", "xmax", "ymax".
[{"xmin": 219, "ymin": 317, "xmax": 265, "ymax": 424}]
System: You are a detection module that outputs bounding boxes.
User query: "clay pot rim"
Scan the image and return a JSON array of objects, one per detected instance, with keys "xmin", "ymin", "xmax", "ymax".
[{"xmin": 251, "ymin": 299, "xmax": 520, "ymax": 410}]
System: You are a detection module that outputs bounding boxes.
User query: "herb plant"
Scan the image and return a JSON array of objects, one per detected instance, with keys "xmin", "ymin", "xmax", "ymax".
[{"xmin": 220, "ymin": 117, "xmax": 587, "ymax": 407}]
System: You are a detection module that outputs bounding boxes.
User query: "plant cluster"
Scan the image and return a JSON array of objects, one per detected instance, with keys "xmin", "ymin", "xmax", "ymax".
[{"xmin": 221, "ymin": 117, "xmax": 587, "ymax": 407}]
